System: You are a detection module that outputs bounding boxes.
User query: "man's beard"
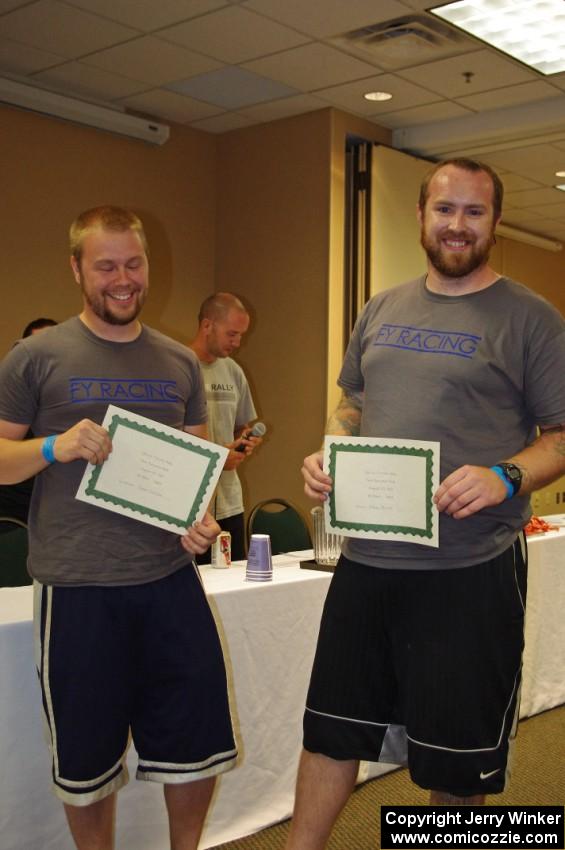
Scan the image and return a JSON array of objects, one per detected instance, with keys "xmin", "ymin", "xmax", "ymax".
[
  {"xmin": 81, "ymin": 281, "xmax": 145, "ymax": 325},
  {"xmin": 421, "ymin": 226, "xmax": 495, "ymax": 279}
]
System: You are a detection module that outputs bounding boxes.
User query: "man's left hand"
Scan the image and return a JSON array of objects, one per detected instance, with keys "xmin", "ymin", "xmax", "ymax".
[
  {"xmin": 180, "ymin": 512, "xmax": 221, "ymax": 554},
  {"xmin": 434, "ymin": 465, "xmax": 508, "ymax": 519}
]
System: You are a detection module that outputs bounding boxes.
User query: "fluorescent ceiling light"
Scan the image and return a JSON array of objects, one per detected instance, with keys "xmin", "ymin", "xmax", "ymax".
[{"xmin": 429, "ymin": 0, "xmax": 565, "ymax": 75}]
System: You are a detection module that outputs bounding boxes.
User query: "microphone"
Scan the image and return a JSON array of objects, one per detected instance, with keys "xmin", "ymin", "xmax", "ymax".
[{"xmin": 235, "ymin": 421, "xmax": 267, "ymax": 452}]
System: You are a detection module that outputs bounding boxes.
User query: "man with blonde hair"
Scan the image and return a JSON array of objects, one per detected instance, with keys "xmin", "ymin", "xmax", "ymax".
[
  {"xmin": 0, "ymin": 206, "xmax": 236, "ymax": 850},
  {"xmin": 190, "ymin": 292, "xmax": 262, "ymax": 561}
]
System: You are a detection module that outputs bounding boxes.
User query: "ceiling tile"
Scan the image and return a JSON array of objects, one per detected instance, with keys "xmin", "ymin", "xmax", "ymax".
[
  {"xmin": 63, "ymin": 0, "xmax": 225, "ymax": 31},
  {"xmin": 510, "ymin": 220, "xmax": 565, "ymax": 240},
  {"xmin": 550, "ymin": 72, "xmax": 565, "ymax": 92},
  {"xmin": 238, "ymin": 92, "xmax": 328, "ymax": 122},
  {"xmin": 241, "ymin": 0, "xmax": 409, "ymax": 39},
  {"xmin": 0, "ymin": 0, "xmax": 34, "ymax": 11},
  {"xmin": 159, "ymin": 6, "xmax": 310, "ymax": 64},
  {"xmin": 316, "ymin": 72, "xmax": 441, "ymax": 116},
  {"xmin": 526, "ymin": 202, "xmax": 565, "ymax": 220},
  {"xmin": 35, "ymin": 61, "xmax": 148, "ymax": 101},
  {"xmin": 166, "ymin": 65, "xmax": 298, "ymax": 108},
  {"xmin": 501, "ymin": 209, "xmax": 543, "ymax": 225},
  {"xmin": 83, "ymin": 36, "xmax": 220, "ymax": 85},
  {"xmin": 0, "ymin": 38, "xmax": 64, "ymax": 74},
  {"xmin": 120, "ymin": 87, "xmax": 221, "ymax": 122},
  {"xmin": 456, "ymin": 81, "xmax": 563, "ymax": 112},
  {"xmin": 376, "ymin": 100, "xmax": 470, "ymax": 129},
  {"xmin": 505, "ymin": 187, "xmax": 565, "ymax": 207},
  {"xmin": 398, "ymin": 49, "xmax": 536, "ymax": 98},
  {"xmin": 400, "ymin": 0, "xmax": 445, "ymax": 9},
  {"xmin": 243, "ymin": 43, "xmax": 380, "ymax": 91},
  {"xmin": 190, "ymin": 111, "xmax": 253, "ymax": 133},
  {"xmin": 0, "ymin": 0, "xmax": 137, "ymax": 59},
  {"xmin": 500, "ymin": 174, "xmax": 543, "ymax": 193},
  {"xmin": 476, "ymin": 144, "xmax": 565, "ymax": 183},
  {"xmin": 541, "ymin": 224, "xmax": 565, "ymax": 239}
]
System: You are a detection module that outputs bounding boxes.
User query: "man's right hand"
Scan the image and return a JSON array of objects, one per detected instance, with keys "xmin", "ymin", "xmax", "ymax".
[
  {"xmin": 53, "ymin": 419, "xmax": 112, "ymax": 465},
  {"xmin": 302, "ymin": 451, "xmax": 333, "ymax": 502},
  {"xmin": 223, "ymin": 446, "xmax": 247, "ymax": 471}
]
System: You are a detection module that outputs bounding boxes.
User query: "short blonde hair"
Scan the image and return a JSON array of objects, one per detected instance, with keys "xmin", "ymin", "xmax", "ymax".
[
  {"xmin": 69, "ymin": 205, "xmax": 148, "ymax": 266},
  {"xmin": 198, "ymin": 293, "xmax": 248, "ymax": 324}
]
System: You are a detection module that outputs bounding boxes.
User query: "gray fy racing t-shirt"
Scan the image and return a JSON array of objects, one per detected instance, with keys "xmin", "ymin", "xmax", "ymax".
[
  {"xmin": 0, "ymin": 318, "xmax": 207, "ymax": 585},
  {"xmin": 338, "ymin": 276, "xmax": 565, "ymax": 570}
]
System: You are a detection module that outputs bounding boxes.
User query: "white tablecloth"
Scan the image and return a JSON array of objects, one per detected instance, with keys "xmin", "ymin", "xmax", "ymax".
[
  {"xmin": 0, "ymin": 553, "xmax": 337, "ymax": 850},
  {"xmin": 521, "ymin": 524, "xmax": 565, "ymax": 716},
  {"xmin": 1, "ymin": 534, "xmax": 564, "ymax": 850}
]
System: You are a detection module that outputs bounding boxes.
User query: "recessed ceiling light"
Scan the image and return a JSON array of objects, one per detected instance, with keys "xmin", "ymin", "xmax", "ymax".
[
  {"xmin": 556, "ymin": 171, "xmax": 565, "ymax": 178},
  {"xmin": 555, "ymin": 184, "xmax": 565, "ymax": 192},
  {"xmin": 364, "ymin": 91, "xmax": 393, "ymax": 102},
  {"xmin": 429, "ymin": 0, "xmax": 565, "ymax": 75}
]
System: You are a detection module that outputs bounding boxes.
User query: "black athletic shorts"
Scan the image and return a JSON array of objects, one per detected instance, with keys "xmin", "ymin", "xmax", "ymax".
[
  {"xmin": 35, "ymin": 564, "xmax": 237, "ymax": 806},
  {"xmin": 303, "ymin": 537, "xmax": 527, "ymax": 797}
]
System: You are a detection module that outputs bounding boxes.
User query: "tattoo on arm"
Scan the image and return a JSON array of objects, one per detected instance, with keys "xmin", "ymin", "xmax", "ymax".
[
  {"xmin": 326, "ymin": 391, "xmax": 363, "ymax": 436},
  {"xmin": 539, "ymin": 424, "xmax": 565, "ymax": 458}
]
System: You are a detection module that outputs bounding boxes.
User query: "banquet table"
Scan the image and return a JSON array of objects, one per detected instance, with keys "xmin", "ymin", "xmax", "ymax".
[
  {"xmin": 520, "ymin": 519, "xmax": 565, "ymax": 717},
  {"xmin": 1, "ymin": 531, "xmax": 564, "ymax": 850},
  {"xmin": 0, "ymin": 552, "xmax": 340, "ymax": 850}
]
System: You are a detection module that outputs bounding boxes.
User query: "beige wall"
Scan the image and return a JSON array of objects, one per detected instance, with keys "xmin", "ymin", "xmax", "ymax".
[
  {"xmin": 1, "ymin": 102, "xmax": 390, "ymax": 527},
  {"xmin": 215, "ymin": 109, "xmax": 332, "ymax": 521},
  {"xmin": 0, "ymin": 103, "xmax": 217, "ymax": 356},
  {"xmin": 216, "ymin": 108, "xmax": 390, "ymax": 521},
  {"xmin": 2, "ymin": 103, "xmax": 562, "ymax": 523}
]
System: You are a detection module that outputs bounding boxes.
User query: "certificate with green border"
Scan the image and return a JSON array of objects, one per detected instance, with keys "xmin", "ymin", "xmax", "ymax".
[
  {"xmin": 324, "ymin": 436, "xmax": 440, "ymax": 547},
  {"xmin": 76, "ymin": 405, "xmax": 228, "ymax": 534}
]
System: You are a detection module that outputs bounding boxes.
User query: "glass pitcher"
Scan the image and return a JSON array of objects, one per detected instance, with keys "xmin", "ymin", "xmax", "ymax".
[{"xmin": 311, "ymin": 505, "xmax": 343, "ymax": 566}]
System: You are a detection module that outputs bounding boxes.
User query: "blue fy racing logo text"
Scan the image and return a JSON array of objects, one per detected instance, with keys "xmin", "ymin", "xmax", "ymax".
[
  {"xmin": 69, "ymin": 378, "xmax": 179, "ymax": 403},
  {"xmin": 374, "ymin": 324, "xmax": 481, "ymax": 359}
]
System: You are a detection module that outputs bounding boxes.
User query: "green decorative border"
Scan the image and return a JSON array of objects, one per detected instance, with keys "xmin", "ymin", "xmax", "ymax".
[
  {"xmin": 85, "ymin": 413, "xmax": 222, "ymax": 530},
  {"xmin": 328, "ymin": 441, "xmax": 435, "ymax": 539}
]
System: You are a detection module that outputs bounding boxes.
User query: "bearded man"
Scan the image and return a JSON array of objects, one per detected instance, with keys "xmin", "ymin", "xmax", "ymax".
[{"xmin": 286, "ymin": 159, "xmax": 565, "ymax": 848}]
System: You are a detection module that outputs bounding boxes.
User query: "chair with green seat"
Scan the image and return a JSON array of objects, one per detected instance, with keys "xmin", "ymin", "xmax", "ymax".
[
  {"xmin": 246, "ymin": 498, "xmax": 312, "ymax": 556},
  {"xmin": 0, "ymin": 517, "xmax": 32, "ymax": 587}
]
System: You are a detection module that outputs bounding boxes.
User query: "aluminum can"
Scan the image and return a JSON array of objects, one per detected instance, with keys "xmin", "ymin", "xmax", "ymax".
[{"xmin": 212, "ymin": 531, "xmax": 231, "ymax": 568}]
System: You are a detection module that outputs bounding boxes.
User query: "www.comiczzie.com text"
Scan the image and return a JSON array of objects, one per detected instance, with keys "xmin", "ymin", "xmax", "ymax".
[{"xmin": 381, "ymin": 806, "xmax": 564, "ymax": 848}]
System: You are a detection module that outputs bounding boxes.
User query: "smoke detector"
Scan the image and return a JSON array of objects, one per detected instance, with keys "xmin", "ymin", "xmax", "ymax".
[{"xmin": 330, "ymin": 15, "xmax": 470, "ymax": 70}]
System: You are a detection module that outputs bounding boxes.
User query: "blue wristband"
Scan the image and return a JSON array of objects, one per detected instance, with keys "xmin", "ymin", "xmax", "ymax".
[
  {"xmin": 41, "ymin": 435, "xmax": 57, "ymax": 464},
  {"xmin": 490, "ymin": 465, "xmax": 513, "ymax": 500}
]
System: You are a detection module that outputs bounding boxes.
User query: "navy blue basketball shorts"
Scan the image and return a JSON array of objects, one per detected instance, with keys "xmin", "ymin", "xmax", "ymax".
[
  {"xmin": 303, "ymin": 537, "xmax": 527, "ymax": 797},
  {"xmin": 34, "ymin": 564, "xmax": 237, "ymax": 807}
]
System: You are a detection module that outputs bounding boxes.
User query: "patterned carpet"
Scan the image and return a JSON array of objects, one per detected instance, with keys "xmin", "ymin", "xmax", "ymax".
[{"xmin": 211, "ymin": 704, "xmax": 565, "ymax": 850}]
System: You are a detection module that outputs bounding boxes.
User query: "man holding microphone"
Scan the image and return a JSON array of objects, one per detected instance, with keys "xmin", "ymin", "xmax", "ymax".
[{"xmin": 190, "ymin": 292, "xmax": 263, "ymax": 561}]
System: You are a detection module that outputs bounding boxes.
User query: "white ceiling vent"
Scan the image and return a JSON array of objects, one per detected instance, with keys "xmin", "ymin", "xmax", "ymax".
[{"xmin": 331, "ymin": 15, "xmax": 470, "ymax": 70}]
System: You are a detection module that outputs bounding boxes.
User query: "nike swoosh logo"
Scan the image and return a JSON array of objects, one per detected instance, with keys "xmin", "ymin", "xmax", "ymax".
[{"xmin": 480, "ymin": 769, "xmax": 501, "ymax": 780}]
